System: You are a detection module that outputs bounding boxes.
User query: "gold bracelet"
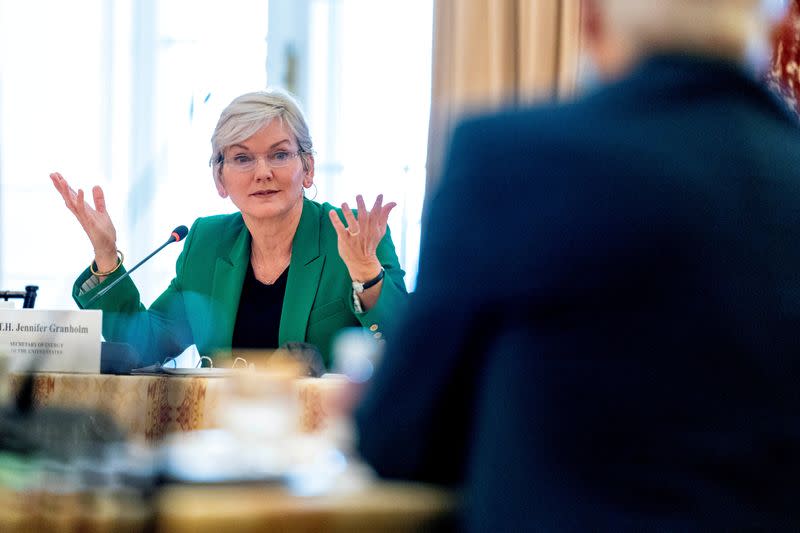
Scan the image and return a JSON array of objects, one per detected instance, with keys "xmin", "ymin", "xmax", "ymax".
[{"xmin": 90, "ymin": 250, "xmax": 124, "ymax": 277}]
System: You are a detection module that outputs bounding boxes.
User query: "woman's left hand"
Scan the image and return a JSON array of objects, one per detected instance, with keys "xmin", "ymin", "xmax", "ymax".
[{"xmin": 329, "ymin": 194, "xmax": 396, "ymax": 281}]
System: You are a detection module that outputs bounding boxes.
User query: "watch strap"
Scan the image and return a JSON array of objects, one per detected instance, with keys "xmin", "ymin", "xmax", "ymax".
[{"xmin": 352, "ymin": 268, "xmax": 385, "ymax": 293}]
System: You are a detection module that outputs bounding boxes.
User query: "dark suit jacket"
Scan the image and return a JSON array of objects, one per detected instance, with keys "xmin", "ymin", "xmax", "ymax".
[
  {"xmin": 73, "ymin": 199, "xmax": 407, "ymax": 367},
  {"xmin": 356, "ymin": 54, "xmax": 800, "ymax": 531}
]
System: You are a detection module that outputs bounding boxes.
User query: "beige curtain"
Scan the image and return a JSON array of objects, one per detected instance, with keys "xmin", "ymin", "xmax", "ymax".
[{"xmin": 426, "ymin": 0, "xmax": 583, "ymax": 197}]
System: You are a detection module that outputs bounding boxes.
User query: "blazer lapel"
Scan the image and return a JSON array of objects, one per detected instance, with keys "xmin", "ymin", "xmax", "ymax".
[
  {"xmin": 279, "ymin": 199, "xmax": 324, "ymax": 345},
  {"xmin": 206, "ymin": 218, "xmax": 250, "ymax": 352}
]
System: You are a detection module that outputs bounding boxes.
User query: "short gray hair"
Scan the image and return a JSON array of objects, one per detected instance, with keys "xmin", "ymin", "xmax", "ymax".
[
  {"xmin": 598, "ymin": 0, "xmax": 773, "ymax": 60},
  {"xmin": 210, "ymin": 89, "xmax": 314, "ymax": 182}
]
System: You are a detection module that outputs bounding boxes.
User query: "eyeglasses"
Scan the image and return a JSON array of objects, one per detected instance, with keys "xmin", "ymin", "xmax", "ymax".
[{"xmin": 222, "ymin": 150, "xmax": 303, "ymax": 172}]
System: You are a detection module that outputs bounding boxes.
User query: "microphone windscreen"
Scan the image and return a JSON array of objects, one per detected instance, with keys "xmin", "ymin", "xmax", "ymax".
[{"xmin": 171, "ymin": 225, "xmax": 189, "ymax": 242}]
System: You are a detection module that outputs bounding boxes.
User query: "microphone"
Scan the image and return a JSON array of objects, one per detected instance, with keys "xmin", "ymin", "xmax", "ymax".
[{"xmin": 85, "ymin": 225, "xmax": 189, "ymax": 305}]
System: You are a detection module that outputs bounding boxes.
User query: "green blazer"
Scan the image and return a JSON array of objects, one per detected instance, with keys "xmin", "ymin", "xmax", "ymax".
[{"xmin": 73, "ymin": 199, "xmax": 407, "ymax": 368}]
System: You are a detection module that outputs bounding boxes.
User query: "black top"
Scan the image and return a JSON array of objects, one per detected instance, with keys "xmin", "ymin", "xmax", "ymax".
[{"xmin": 231, "ymin": 263, "xmax": 289, "ymax": 349}]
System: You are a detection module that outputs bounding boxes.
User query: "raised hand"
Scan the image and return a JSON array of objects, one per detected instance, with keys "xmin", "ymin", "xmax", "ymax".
[
  {"xmin": 49, "ymin": 172, "xmax": 118, "ymax": 271},
  {"xmin": 328, "ymin": 194, "xmax": 396, "ymax": 282}
]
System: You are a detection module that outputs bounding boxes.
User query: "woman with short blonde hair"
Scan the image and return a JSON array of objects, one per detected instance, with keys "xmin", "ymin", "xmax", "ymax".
[{"xmin": 50, "ymin": 88, "xmax": 407, "ymax": 368}]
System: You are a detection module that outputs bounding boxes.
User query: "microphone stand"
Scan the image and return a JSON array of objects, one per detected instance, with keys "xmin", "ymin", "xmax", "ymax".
[{"xmin": 86, "ymin": 228, "xmax": 186, "ymax": 306}]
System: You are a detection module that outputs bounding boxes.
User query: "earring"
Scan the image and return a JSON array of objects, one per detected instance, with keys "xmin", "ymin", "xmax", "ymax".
[{"xmin": 305, "ymin": 183, "xmax": 318, "ymax": 201}]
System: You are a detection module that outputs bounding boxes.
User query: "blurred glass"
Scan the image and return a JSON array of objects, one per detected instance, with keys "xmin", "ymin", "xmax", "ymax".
[
  {"xmin": 221, "ymin": 367, "xmax": 301, "ymax": 442},
  {"xmin": 332, "ymin": 327, "xmax": 383, "ymax": 384}
]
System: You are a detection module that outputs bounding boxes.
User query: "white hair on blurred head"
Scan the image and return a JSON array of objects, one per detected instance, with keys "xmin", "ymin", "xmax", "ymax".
[
  {"xmin": 598, "ymin": 0, "xmax": 781, "ymax": 60},
  {"xmin": 210, "ymin": 89, "xmax": 314, "ymax": 184}
]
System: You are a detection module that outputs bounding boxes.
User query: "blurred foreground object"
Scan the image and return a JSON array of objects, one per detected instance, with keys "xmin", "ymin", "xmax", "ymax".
[
  {"xmin": 331, "ymin": 328, "xmax": 383, "ymax": 384},
  {"xmin": 155, "ymin": 481, "xmax": 455, "ymax": 533},
  {"xmin": 0, "ymin": 365, "xmax": 454, "ymax": 531},
  {"xmin": 358, "ymin": 0, "xmax": 800, "ymax": 530},
  {"xmin": 213, "ymin": 342, "xmax": 326, "ymax": 377},
  {"xmin": 8, "ymin": 371, "xmax": 349, "ymax": 443},
  {"xmin": 0, "ymin": 373, "xmax": 154, "ymax": 530}
]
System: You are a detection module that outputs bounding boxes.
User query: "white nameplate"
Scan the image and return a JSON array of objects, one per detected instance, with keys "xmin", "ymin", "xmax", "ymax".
[{"xmin": 0, "ymin": 309, "xmax": 102, "ymax": 373}]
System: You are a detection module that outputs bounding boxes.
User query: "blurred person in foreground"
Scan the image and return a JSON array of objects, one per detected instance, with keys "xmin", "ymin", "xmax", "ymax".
[
  {"xmin": 357, "ymin": 0, "xmax": 800, "ymax": 530},
  {"xmin": 50, "ymin": 90, "xmax": 406, "ymax": 368}
]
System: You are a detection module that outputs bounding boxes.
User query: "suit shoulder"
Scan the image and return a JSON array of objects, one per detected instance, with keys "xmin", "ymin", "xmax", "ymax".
[
  {"xmin": 446, "ymin": 99, "xmax": 603, "ymax": 180},
  {"xmin": 185, "ymin": 213, "xmax": 245, "ymax": 246},
  {"xmin": 451, "ymin": 100, "xmax": 592, "ymax": 154},
  {"xmin": 319, "ymin": 201, "xmax": 343, "ymax": 218},
  {"xmin": 189, "ymin": 212, "xmax": 244, "ymax": 234}
]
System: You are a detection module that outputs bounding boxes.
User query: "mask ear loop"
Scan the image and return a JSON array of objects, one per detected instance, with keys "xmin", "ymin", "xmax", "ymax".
[
  {"xmin": 232, "ymin": 357, "xmax": 250, "ymax": 369},
  {"xmin": 197, "ymin": 356, "xmax": 214, "ymax": 368}
]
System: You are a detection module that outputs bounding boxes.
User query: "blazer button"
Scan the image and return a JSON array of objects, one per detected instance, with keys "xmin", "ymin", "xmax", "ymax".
[
  {"xmin": 369, "ymin": 324, "xmax": 379, "ymax": 332},
  {"xmin": 373, "ymin": 332, "xmax": 383, "ymax": 340}
]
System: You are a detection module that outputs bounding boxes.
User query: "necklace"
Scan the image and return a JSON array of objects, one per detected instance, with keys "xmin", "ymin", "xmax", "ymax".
[{"xmin": 252, "ymin": 255, "xmax": 291, "ymax": 285}]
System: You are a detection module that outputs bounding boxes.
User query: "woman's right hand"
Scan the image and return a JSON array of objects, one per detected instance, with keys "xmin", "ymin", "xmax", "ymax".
[{"xmin": 49, "ymin": 172, "xmax": 118, "ymax": 272}]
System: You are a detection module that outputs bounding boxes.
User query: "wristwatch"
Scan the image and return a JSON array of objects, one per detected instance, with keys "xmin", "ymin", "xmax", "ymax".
[{"xmin": 352, "ymin": 268, "xmax": 385, "ymax": 293}]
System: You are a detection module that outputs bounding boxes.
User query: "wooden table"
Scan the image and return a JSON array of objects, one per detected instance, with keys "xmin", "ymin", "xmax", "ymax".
[
  {"xmin": 0, "ymin": 481, "xmax": 456, "ymax": 533},
  {"xmin": 156, "ymin": 481, "xmax": 456, "ymax": 532},
  {"xmin": 0, "ymin": 486, "xmax": 151, "ymax": 532},
  {"xmin": 3, "ymin": 373, "xmax": 457, "ymax": 530},
  {"xmin": 9, "ymin": 372, "xmax": 346, "ymax": 442}
]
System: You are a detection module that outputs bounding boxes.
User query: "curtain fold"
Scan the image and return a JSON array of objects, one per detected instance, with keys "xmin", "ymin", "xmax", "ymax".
[{"xmin": 426, "ymin": 0, "xmax": 583, "ymax": 199}]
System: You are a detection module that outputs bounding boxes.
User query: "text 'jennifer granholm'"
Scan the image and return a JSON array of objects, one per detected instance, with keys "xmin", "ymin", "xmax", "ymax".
[{"xmin": 0, "ymin": 322, "xmax": 90, "ymax": 334}]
